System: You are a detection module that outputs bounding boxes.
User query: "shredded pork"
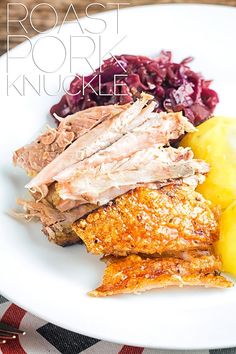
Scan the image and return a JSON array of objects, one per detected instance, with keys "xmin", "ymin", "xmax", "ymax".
[
  {"xmin": 26, "ymin": 93, "xmax": 154, "ymax": 191},
  {"xmin": 17, "ymin": 198, "xmax": 95, "ymax": 246},
  {"xmin": 13, "ymin": 104, "xmax": 127, "ymax": 176},
  {"xmin": 56, "ymin": 146, "xmax": 209, "ymax": 204},
  {"xmin": 54, "ymin": 111, "xmax": 195, "ymax": 183}
]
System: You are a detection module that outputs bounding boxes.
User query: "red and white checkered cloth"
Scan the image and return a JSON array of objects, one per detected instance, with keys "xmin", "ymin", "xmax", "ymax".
[{"xmin": 0, "ymin": 295, "xmax": 232, "ymax": 354}]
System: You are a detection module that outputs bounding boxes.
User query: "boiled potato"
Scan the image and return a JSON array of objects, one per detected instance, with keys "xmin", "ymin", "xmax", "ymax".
[
  {"xmin": 181, "ymin": 116, "xmax": 236, "ymax": 210},
  {"xmin": 215, "ymin": 200, "xmax": 236, "ymax": 275}
]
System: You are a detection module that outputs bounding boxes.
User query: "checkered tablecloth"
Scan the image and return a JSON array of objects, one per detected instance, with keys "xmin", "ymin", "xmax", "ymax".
[{"xmin": 0, "ymin": 295, "xmax": 235, "ymax": 354}]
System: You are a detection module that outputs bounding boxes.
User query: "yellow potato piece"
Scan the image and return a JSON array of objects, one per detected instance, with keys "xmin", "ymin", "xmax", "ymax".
[
  {"xmin": 215, "ymin": 201, "xmax": 236, "ymax": 276},
  {"xmin": 181, "ymin": 116, "xmax": 236, "ymax": 210}
]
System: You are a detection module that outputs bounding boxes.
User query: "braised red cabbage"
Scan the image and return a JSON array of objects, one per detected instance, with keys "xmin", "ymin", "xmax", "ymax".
[{"xmin": 50, "ymin": 51, "xmax": 219, "ymax": 126}]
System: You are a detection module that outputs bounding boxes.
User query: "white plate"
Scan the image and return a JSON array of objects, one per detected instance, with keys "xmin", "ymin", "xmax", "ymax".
[{"xmin": 0, "ymin": 4, "xmax": 236, "ymax": 350}]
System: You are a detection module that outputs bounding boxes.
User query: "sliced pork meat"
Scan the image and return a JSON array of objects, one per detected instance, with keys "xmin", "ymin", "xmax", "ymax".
[
  {"xmin": 54, "ymin": 111, "xmax": 194, "ymax": 183},
  {"xmin": 45, "ymin": 177, "xmax": 201, "ymax": 212},
  {"xmin": 45, "ymin": 179, "xmax": 178, "ymax": 212},
  {"xmin": 56, "ymin": 146, "xmax": 209, "ymax": 204},
  {"xmin": 13, "ymin": 104, "xmax": 127, "ymax": 176},
  {"xmin": 26, "ymin": 93, "xmax": 154, "ymax": 192},
  {"xmin": 17, "ymin": 199, "xmax": 95, "ymax": 246}
]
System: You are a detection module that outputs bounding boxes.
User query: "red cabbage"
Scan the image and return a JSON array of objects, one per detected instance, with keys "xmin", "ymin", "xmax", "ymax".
[{"xmin": 50, "ymin": 51, "xmax": 219, "ymax": 126}]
